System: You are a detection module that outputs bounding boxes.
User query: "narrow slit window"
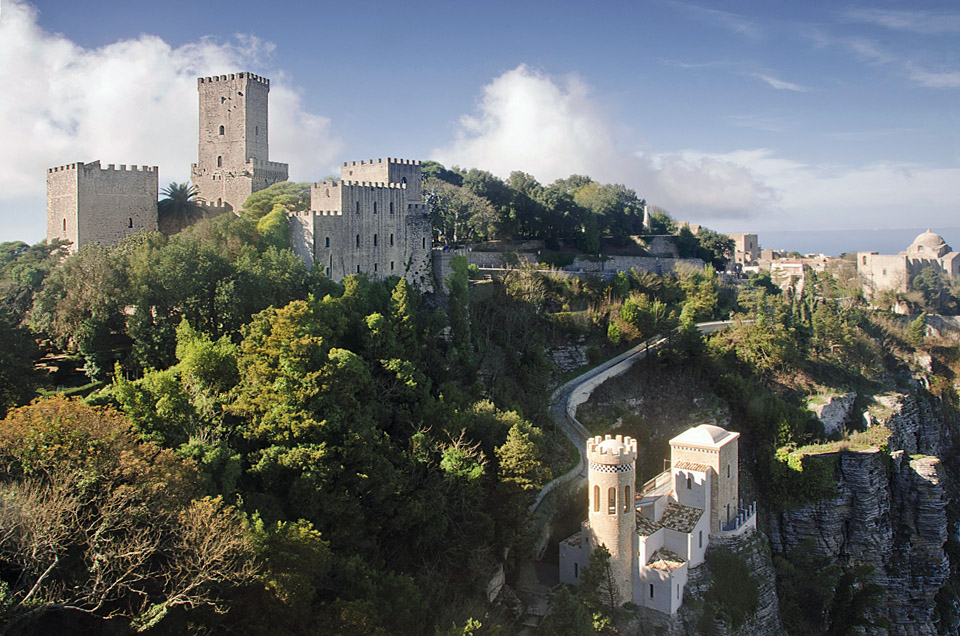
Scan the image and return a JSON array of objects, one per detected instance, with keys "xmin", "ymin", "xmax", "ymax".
[
  {"xmin": 128, "ymin": 218, "xmax": 133, "ymax": 228},
  {"xmin": 62, "ymin": 218, "xmax": 66, "ymax": 231},
  {"xmin": 607, "ymin": 487, "xmax": 616, "ymax": 515},
  {"xmin": 624, "ymin": 485, "xmax": 630, "ymax": 512},
  {"xmin": 374, "ymin": 263, "xmax": 378, "ymax": 272},
  {"xmin": 373, "ymin": 234, "xmax": 378, "ymax": 247},
  {"xmin": 217, "ymin": 156, "xmax": 222, "ymax": 168},
  {"xmin": 356, "ymin": 201, "xmax": 360, "ymax": 214},
  {"xmin": 574, "ymin": 563, "xmax": 578, "ymax": 578},
  {"xmin": 356, "ymin": 234, "xmax": 360, "ymax": 248},
  {"xmin": 390, "ymin": 233, "xmax": 394, "ymax": 247},
  {"xmin": 650, "ymin": 584, "xmax": 654, "ymax": 598},
  {"xmin": 687, "ymin": 475, "xmax": 692, "ymax": 489},
  {"xmin": 390, "ymin": 201, "xmax": 394, "ymax": 214},
  {"xmin": 325, "ymin": 237, "xmax": 330, "ymax": 248},
  {"xmin": 373, "ymin": 202, "xmax": 377, "ymax": 214},
  {"xmin": 593, "ymin": 485, "xmax": 600, "ymax": 512},
  {"xmin": 390, "ymin": 261, "xmax": 394, "ymax": 270},
  {"xmin": 357, "ymin": 265, "xmax": 361, "ymax": 273}
]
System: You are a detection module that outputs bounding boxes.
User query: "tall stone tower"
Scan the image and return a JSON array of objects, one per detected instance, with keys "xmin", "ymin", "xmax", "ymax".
[
  {"xmin": 587, "ymin": 434, "xmax": 637, "ymax": 604},
  {"xmin": 190, "ymin": 72, "xmax": 288, "ymax": 212}
]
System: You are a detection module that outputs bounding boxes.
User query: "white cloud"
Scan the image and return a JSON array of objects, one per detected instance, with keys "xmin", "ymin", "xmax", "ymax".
[
  {"xmin": 843, "ymin": 8, "xmax": 960, "ymax": 34},
  {"xmin": 434, "ymin": 65, "xmax": 960, "ymax": 233},
  {"xmin": 0, "ymin": 0, "xmax": 340, "ymax": 242},
  {"xmin": 433, "ymin": 64, "xmax": 779, "ymax": 222},
  {"xmin": 750, "ymin": 73, "xmax": 810, "ymax": 92}
]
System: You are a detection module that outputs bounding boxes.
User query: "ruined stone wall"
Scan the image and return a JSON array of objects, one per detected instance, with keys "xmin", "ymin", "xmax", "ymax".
[{"xmin": 47, "ymin": 160, "xmax": 157, "ymax": 252}]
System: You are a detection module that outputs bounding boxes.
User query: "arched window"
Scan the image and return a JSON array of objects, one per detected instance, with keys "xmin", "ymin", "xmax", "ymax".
[
  {"xmin": 390, "ymin": 233, "xmax": 394, "ymax": 246},
  {"xmin": 607, "ymin": 487, "xmax": 616, "ymax": 515},
  {"xmin": 128, "ymin": 218, "xmax": 133, "ymax": 228},
  {"xmin": 593, "ymin": 485, "xmax": 600, "ymax": 512},
  {"xmin": 373, "ymin": 234, "xmax": 378, "ymax": 247},
  {"xmin": 356, "ymin": 234, "xmax": 360, "ymax": 248},
  {"xmin": 325, "ymin": 237, "xmax": 330, "ymax": 248},
  {"xmin": 373, "ymin": 202, "xmax": 377, "ymax": 214},
  {"xmin": 219, "ymin": 125, "xmax": 224, "ymax": 136},
  {"xmin": 217, "ymin": 156, "xmax": 222, "ymax": 168},
  {"xmin": 356, "ymin": 201, "xmax": 360, "ymax": 214},
  {"xmin": 623, "ymin": 485, "xmax": 631, "ymax": 512},
  {"xmin": 401, "ymin": 177, "xmax": 407, "ymax": 185}
]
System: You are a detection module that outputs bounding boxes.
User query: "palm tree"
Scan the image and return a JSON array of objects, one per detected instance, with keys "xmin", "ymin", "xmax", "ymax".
[{"xmin": 158, "ymin": 182, "xmax": 205, "ymax": 234}]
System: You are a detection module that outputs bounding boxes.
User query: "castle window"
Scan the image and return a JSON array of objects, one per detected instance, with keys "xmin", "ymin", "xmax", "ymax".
[
  {"xmin": 373, "ymin": 202, "xmax": 377, "ymax": 214},
  {"xmin": 607, "ymin": 487, "xmax": 616, "ymax": 515},
  {"xmin": 677, "ymin": 585, "xmax": 680, "ymax": 600},
  {"xmin": 219, "ymin": 125, "xmax": 225, "ymax": 135},
  {"xmin": 699, "ymin": 530, "xmax": 703, "ymax": 548},
  {"xmin": 217, "ymin": 156, "xmax": 222, "ymax": 168},
  {"xmin": 390, "ymin": 233, "xmax": 394, "ymax": 247},
  {"xmin": 325, "ymin": 237, "xmax": 330, "ymax": 248},
  {"xmin": 374, "ymin": 263, "xmax": 378, "ymax": 272},
  {"xmin": 726, "ymin": 503, "xmax": 731, "ymax": 521},
  {"xmin": 574, "ymin": 563, "xmax": 578, "ymax": 578},
  {"xmin": 62, "ymin": 218, "xmax": 66, "ymax": 231},
  {"xmin": 128, "ymin": 218, "xmax": 133, "ymax": 228},
  {"xmin": 357, "ymin": 265, "xmax": 361, "ymax": 273},
  {"xmin": 687, "ymin": 475, "xmax": 692, "ymax": 489},
  {"xmin": 650, "ymin": 584, "xmax": 654, "ymax": 598},
  {"xmin": 623, "ymin": 485, "xmax": 630, "ymax": 512},
  {"xmin": 356, "ymin": 234, "xmax": 360, "ymax": 248},
  {"xmin": 422, "ymin": 237, "xmax": 426, "ymax": 249},
  {"xmin": 862, "ymin": 256, "xmax": 867, "ymax": 265},
  {"xmin": 593, "ymin": 485, "xmax": 599, "ymax": 512},
  {"xmin": 727, "ymin": 465, "xmax": 731, "ymax": 479},
  {"xmin": 401, "ymin": 177, "xmax": 407, "ymax": 185},
  {"xmin": 255, "ymin": 126, "xmax": 259, "ymax": 136},
  {"xmin": 356, "ymin": 201, "xmax": 360, "ymax": 214},
  {"xmin": 217, "ymin": 198, "xmax": 222, "ymax": 206},
  {"xmin": 390, "ymin": 261, "xmax": 395, "ymax": 270},
  {"xmin": 374, "ymin": 234, "xmax": 378, "ymax": 247},
  {"xmin": 221, "ymin": 96, "xmax": 226, "ymax": 104}
]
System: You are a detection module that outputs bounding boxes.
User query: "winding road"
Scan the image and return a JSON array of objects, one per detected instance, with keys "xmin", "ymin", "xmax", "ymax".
[{"xmin": 530, "ymin": 320, "xmax": 736, "ymax": 515}]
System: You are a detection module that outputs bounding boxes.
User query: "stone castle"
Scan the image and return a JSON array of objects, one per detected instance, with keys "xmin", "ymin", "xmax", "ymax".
[
  {"xmin": 559, "ymin": 424, "xmax": 756, "ymax": 614},
  {"xmin": 857, "ymin": 229, "xmax": 960, "ymax": 299},
  {"xmin": 45, "ymin": 72, "xmax": 432, "ymax": 289}
]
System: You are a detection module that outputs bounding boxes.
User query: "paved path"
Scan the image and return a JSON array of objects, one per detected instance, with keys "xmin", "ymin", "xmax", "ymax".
[{"xmin": 530, "ymin": 320, "xmax": 737, "ymax": 515}]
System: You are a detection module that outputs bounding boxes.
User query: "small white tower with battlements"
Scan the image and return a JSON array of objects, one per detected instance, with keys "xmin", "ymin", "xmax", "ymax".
[{"xmin": 587, "ymin": 434, "xmax": 638, "ymax": 604}]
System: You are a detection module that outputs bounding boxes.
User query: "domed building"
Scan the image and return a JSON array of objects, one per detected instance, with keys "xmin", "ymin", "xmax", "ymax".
[
  {"xmin": 857, "ymin": 230, "xmax": 960, "ymax": 299},
  {"xmin": 558, "ymin": 425, "xmax": 755, "ymax": 614}
]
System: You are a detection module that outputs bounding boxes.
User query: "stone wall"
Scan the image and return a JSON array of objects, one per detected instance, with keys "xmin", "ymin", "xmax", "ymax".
[{"xmin": 47, "ymin": 160, "xmax": 158, "ymax": 251}]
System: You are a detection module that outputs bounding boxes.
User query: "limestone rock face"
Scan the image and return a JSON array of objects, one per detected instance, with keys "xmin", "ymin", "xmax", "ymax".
[{"xmin": 770, "ymin": 392, "xmax": 949, "ymax": 635}]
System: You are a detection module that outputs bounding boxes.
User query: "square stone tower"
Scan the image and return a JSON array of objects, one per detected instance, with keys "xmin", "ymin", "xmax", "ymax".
[
  {"xmin": 47, "ymin": 160, "xmax": 158, "ymax": 252},
  {"xmin": 190, "ymin": 72, "xmax": 288, "ymax": 212},
  {"xmin": 669, "ymin": 425, "xmax": 740, "ymax": 532}
]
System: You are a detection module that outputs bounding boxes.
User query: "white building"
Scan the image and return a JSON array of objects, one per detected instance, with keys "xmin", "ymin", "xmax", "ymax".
[{"xmin": 559, "ymin": 425, "xmax": 756, "ymax": 614}]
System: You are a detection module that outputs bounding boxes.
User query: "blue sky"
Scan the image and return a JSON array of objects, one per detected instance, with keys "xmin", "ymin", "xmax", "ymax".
[{"xmin": 1, "ymin": 0, "xmax": 958, "ymax": 252}]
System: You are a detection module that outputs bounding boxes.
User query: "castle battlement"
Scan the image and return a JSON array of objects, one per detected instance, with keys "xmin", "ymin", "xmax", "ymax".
[
  {"xmin": 342, "ymin": 157, "xmax": 421, "ymax": 167},
  {"xmin": 48, "ymin": 161, "xmax": 158, "ymax": 174},
  {"xmin": 198, "ymin": 72, "xmax": 269, "ymax": 87},
  {"xmin": 587, "ymin": 434, "xmax": 638, "ymax": 464},
  {"xmin": 246, "ymin": 158, "xmax": 289, "ymax": 171}
]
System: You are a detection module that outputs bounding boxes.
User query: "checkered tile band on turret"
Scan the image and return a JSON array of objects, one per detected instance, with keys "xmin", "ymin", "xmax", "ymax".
[{"xmin": 589, "ymin": 462, "xmax": 634, "ymax": 474}]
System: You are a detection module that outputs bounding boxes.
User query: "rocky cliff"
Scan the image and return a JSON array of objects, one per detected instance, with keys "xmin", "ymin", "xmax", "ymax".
[{"xmin": 769, "ymin": 391, "xmax": 950, "ymax": 636}]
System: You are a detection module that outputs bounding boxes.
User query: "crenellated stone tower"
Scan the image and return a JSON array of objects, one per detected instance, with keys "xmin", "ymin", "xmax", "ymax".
[
  {"xmin": 190, "ymin": 72, "xmax": 288, "ymax": 212},
  {"xmin": 587, "ymin": 434, "xmax": 638, "ymax": 604}
]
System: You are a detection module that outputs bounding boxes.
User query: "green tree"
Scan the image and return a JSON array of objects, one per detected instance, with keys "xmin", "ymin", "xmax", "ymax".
[
  {"xmin": 0, "ymin": 308, "xmax": 40, "ymax": 417},
  {"xmin": 495, "ymin": 419, "xmax": 551, "ymax": 492},
  {"xmin": 579, "ymin": 545, "xmax": 620, "ymax": 613},
  {"xmin": 539, "ymin": 586, "xmax": 594, "ymax": 635},
  {"xmin": 908, "ymin": 312, "xmax": 927, "ymax": 347},
  {"xmin": 158, "ymin": 182, "xmax": 205, "ymax": 234},
  {"xmin": 241, "ymin": 181, "xmax": 311, "ymax": 219},
  {"xmin": 426, "ymin": 178, "xmax": 499, "ymax": 245}
]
